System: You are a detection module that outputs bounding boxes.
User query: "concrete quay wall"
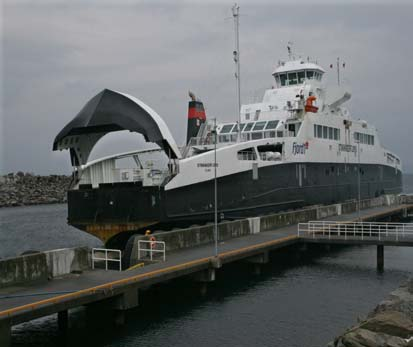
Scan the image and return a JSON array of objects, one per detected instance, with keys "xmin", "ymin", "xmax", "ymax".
[
  {"xmin": 130, "ymin": 194, "xmax": 403, "ymax": 264},
  {"xmin": 0, "ymin": 247, "xmax": 90, "ymax": 288}
]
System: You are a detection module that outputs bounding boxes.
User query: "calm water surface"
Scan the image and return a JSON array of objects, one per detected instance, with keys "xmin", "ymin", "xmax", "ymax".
[{"xmin": 0, "ymin": 177, "xmax": 412, "ymax": 346}]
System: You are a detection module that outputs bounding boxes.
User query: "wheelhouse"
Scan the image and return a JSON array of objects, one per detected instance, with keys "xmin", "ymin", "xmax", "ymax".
[{"xmin": 272, "ymin": 61, "xmax": 325, "ymax": 88}]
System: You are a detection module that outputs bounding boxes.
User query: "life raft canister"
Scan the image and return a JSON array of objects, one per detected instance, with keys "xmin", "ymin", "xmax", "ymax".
[{"xmin": 305, "ymin": 95, "xmax": 318, "ymax": 113}]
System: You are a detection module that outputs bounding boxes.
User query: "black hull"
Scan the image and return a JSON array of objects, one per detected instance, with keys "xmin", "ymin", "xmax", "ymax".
[{"xmin": 68, "ymin": 162, "xmax": 402, "ymax": 247}]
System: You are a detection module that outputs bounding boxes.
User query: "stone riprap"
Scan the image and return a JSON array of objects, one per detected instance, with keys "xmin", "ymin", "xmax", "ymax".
[
  {"xmin": 329, "ymin": 279, "xmax": 413, "ymax": 347},
  {"xmin": 0, "ymin": 172, "xmax": 71, "ymax": 207}
]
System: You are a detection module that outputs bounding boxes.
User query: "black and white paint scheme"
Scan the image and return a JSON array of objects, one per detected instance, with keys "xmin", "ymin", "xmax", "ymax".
[{"xmin": 53, "ymin": 54, "xmax": 403, "ymax": 247}]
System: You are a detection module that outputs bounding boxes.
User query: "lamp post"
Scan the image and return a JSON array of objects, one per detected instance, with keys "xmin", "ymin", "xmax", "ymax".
[
  {"xmin": 213, "ymin": 118, "xmax": 218, "ymax": 257},
  {"xmin": 357, "ymin": 139, "xmax": 361, "ymax": 221}
]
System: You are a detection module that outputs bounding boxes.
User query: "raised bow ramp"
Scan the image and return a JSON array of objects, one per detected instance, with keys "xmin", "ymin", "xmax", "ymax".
[{"xmin": 53, "ymin": 89, "xmax": 181, "ymax": 167}]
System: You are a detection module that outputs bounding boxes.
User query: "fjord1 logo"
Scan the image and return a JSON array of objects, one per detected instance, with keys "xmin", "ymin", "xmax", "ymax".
[{"xmin": 292, "ymin": 142, "xmax": 309, "ymax": 155}]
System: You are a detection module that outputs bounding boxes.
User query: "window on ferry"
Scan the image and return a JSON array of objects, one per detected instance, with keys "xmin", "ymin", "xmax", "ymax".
[
  {"xmin": 288, "ymin": 72, "xmax": 298, "ymax": 85},
  {"xmin": 306, "ymin": 70, "xmax": 314, "ymax": 79},
  {"xmin": 277, "ymin": 131, "xmax": 283, "ymax": 137},
  {"xmin": 257, "ymin": 144, "xmax": 283, "ymax": 161},
  {"xmin": 243, "ymin": 122, "xmax": 254, "ymax": 132},
  {"xmin": 264, "ymin": 131, "xmax": 276, "ymax": 138},
  {"xmin": 237, "ymin": 147, "xmax": 257, "ymax": 161},
  {"xmin": 220, "ymin": 124, "xmax": 235, "ymax": 134},
  {"xmin": 323, "ymin": 126, "xmax": 328, "ymax": 139},
  {"xmin": 245, "ymin": 113, "xmax": 250, "ymax": 120},
  {"xmin": 233, "ymin": 123, "xmax": 245, "ymax": 132},
  {"xmin": 253, "ymin": 121, "xmax": 266, "ymax": 131},
  {"xmin": 328, "ymin": 127, "xmax": 333, "ymax": 139},
  {"xmin": 265, "ymin": 120, "xmax": 279, "ymax": 130},
  {"xmin": 317, "ymin": 125, "xmax": 322, "ymax": 138},
  {"xmin": 230, "ymin": 134, "xmax": 237, "ymax": 142},
  {"xmin": 297, "ymin": 71, "xmax": 305, "ymax": 84},
  {"xmin": 280, "ymin": 73, "xmax": 287, "ymax": 86},
  {"xmin": 242, "ymin": 133, "xmax": 251, "ymax": 141},
  {"xmin": 230, "ymin": 123, "xmax": 239, "ymax": 133},
  {"xmin": 254, "ymin": 110, "xmax": 261, "ymax": 120},
  {"xmin": 371, "ymin": 136, "xmax": 374, "ymax": 145},
  {"xmin": 219, "ymin": 135, "xmax": 230, "ymax": 143},
  {"xmin": 314, "ymin": 124, "xmax": 317, "ymax": 138},
  {"xmin": 251, "ymin": 132, "xmax": 263, "ymax": 140},
  {"xmin": 334, "ymin": 128, "xmax": 339, "ymax": 140}
]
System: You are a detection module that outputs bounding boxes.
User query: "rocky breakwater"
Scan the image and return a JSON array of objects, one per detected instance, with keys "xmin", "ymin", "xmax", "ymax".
[
  {"xmin": 329, "ymin": 279, "xmax": 413, "ymax": 347},
  {"xmin": 0, "ymin": 172, "xmax": 71, "ymax": 207}
]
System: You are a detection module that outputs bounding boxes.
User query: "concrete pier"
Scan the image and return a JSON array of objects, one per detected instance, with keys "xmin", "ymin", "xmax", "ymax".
[
  {"xmin": 57, "ymin": 310, "xmax": 68, "ymax": 331},
  {"xmin": 0, "ymin": 319, "xmax": 10, "ymax": 347},
  {"xmin": 0, "ymin": 201, "xmax": 412, "ymax": 345},
  {"xmin": 377, "ymin": 245, "xmax": 384, "ymax": 272}
]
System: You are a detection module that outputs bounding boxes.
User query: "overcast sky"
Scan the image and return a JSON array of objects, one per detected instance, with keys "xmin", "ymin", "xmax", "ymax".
[{"xmin": 2, "ymin": 1, "xmax": 413, "ymax": 174}]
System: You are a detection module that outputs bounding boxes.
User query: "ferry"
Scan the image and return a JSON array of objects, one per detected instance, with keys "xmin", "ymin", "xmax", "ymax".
[{"xmin": 53, "ymin": 10, "xmax": 402, "ymax": 247}]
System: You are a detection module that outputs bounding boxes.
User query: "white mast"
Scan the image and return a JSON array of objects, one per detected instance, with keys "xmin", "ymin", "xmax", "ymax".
[{"xmin": 232, "ymin": 3, "xmax": 242, "ymax": 140}]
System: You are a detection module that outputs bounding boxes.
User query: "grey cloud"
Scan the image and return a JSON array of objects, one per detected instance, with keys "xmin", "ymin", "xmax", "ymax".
[{"xmin": 2, "ymin": 2, "xmax": 413, "ymax": 174}]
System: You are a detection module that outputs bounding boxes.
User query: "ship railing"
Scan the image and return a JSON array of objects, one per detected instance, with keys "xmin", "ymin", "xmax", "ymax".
[
  {"xmin": 298, "ymin": 221, "xmax": 413, "ymax": 242},
  {"xmin": 237, "ymin": 151, "xmax": 257, "ymax": 161},
  {"xmin": 259, "ymin": 152, "xmax": 282, "ymax": 161},
  {"xmin": 92, "ymin": 248, "xmax": 122, "ymax": 271},
  {"xmin": 137, "ymin": 240, "xmax": 166, "ymax": 262}
]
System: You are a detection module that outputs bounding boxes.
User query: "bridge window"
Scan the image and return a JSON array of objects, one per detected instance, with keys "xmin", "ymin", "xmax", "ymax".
[
  {"xmin": 306, "ymin": 71, "xmax": 314, "ymax": 79},
  {"xmin": 280, "ymin": 73, "xmax": 287, "ymax": 86},
  {"xmin": 297, "ymin": 71, "xmax": 305, "ymax": 84},
  {"xmin": 288, "ymin": 72, "xmax": 298, "ymax": 85}
]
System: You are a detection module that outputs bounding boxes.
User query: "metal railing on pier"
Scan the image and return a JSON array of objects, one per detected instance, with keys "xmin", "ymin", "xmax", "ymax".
[
  {"xmin": 298, "ymin": 221, "xmax": 413, "ymax": 242},
  {"xmin": 137, "ymin": 240, "xmax": 166, "ymax": 261},
  {"xmin": 92, "ymin": 248, "xmax": 122, "ymax": 271}
]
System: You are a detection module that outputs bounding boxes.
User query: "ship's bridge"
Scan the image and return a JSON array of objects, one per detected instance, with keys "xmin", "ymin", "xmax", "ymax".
[{"xmin": 272, "ymin": 60, "xmax": 325, "ymax": 88}]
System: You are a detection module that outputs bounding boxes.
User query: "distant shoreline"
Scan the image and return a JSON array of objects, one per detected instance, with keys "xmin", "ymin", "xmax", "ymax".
[{"xmin": 0, "ymin": 173, "xmax": 71, "ymax": 208}]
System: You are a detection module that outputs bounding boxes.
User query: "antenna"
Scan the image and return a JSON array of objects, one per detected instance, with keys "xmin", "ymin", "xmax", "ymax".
[
  {"xmin": 336, "ymin": 57, "xmax": 340, "ymax": 86},
  {"xmin": 232, "ymin": 3, "xmax": 242, "ymax": 140},
  {"xmin": 287, "ymin": 41, "xmax": 293, "ymax": 60}
]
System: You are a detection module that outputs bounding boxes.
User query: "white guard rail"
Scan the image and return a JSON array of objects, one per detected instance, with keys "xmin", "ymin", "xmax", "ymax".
[
  {"xmin": 92, "ymin": 248, "xmax": 122, "ymax": 271},
  {"xmin": 298, "ymin": 221, "xmax": 413, "ymax": 242},
  {"xmin": 137, "ymin": 240, "xmax": 166, "ymax": 261}
]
